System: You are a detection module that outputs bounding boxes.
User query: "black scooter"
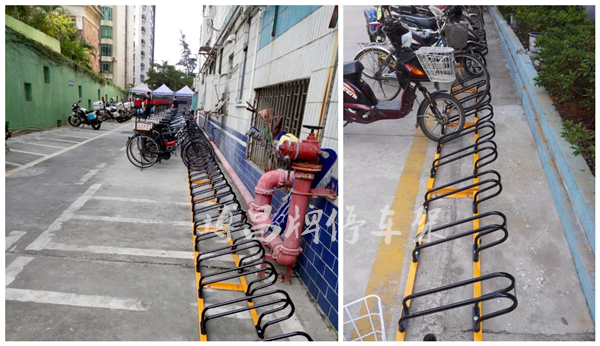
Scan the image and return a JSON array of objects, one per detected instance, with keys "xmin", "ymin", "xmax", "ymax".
[{"xmin": 68, "ymin": 98, "xmax": 102, "ymax": 130}]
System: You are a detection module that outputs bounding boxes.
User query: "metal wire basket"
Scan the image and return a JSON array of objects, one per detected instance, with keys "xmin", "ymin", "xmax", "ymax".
[
  {"xmin": 415, "ymin": 47, "xmax": 456, "ymax": 83},
  {"xmin": 343, "ymin": 295, "xmax": 386, "ymax": 341}
]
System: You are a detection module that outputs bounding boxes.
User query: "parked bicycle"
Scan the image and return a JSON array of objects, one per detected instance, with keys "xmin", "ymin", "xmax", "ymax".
[
  {"xmin": 126, "ymin": 109, "xmax": 213, "ymax": 169},
  {"xmin": 344, "ymin": 6, "xmax": 467, "ymax": 141}
]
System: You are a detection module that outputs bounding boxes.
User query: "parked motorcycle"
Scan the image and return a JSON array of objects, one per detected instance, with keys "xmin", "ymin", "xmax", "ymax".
[
  {"xmin": 95, "ymin": 97, "xmax": 120, "ymax": 122},
  {"xmin": 344, "ymin": 6, "xmax": 466, "ymax": 141},
  {"xmin": 113, "ymin": 98, "xmax": 133, "ymax": 123},
  {"xmin": 69, "ymin": 98, "xmax": 102, "ymax": 130}
]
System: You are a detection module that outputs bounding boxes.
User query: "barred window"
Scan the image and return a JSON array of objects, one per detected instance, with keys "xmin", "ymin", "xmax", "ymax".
[
  {"xmin": 100, "ymin": 44, "xmax": 112, "ymax": 57},
  {"xmin": 246, "ymin": 78, "xmax": 310, "ymax": 171},
  {"xmin": 101, "ymin": 62, "xmax": 113, "ymax": 74},
  {"xmin": 101, "ymin": 26, "xmax": 113, "ymax": 39},
  {"xmin": 101, "ymin": 7, "xmax": 112, "ymax": 21}
]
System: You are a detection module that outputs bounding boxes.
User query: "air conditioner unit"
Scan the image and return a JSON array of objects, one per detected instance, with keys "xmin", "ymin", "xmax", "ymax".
[{"xmin": 225, "ymin": 35, "xmax": 236, "ymax": 45}]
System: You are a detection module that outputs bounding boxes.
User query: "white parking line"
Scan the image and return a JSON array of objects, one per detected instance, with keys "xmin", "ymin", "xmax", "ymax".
[
  {"xmin": 40, "ymin": 137, "xmax": 81, "ymax": 144},
  {"xmin": 71, "ymin": 214, "xmax": 190, "ymax": 227},
  {"xmin": 51, "ymin": 133, "xmax": 94, "ymax": 139},
  {"xmin": 5, "ymin": 288, "xmax": 151, "ymax": 311},
  {"xmin": 8, "ymin": 149, "xmax": 46, "ymax": 156},
  {"xmin": 10, "ymin": 141, "xmax": 65, "ymax": 149},
  {"xmin": 91, "ymin": 196, "xmax": 190, "ymax": 206},
  {"xmin": 6, "ymin": 256, "xmax": 35, "ymax": 287},
  {"xmin": 6, "ymin": 123, "xmax": 130, "ymax": 177},
  {"xmin": 26, "ymin": 184, "xmax": 102, "ymax": 251},
  {"xmin": 5, "ymin": 162, "xmax": 22, "ymax": 166},
  {"xmin": 6, "ymin": 231, "xmax": 27, "ymax": 250},
  {"xmin": 75, "ymin": 163, "xmax": 107, "ymax": 185},
  {"xmin": 45, "ymin": 243, "xmax": 194, "ymax": 259}
]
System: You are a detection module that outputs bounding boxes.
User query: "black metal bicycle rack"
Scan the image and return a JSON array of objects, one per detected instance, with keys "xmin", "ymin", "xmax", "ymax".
[
  {"xmin": 183, "ymin": 127, "xmax": 312, "ymax": 341},
  {"xmin": 396, "ymin": 68, "xmax": 518, "ymax": 341}
]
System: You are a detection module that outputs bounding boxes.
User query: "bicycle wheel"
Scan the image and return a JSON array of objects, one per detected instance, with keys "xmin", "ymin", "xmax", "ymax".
[
  {"xmin": 181, "ymin": 138, "xmax": 214, "ymax": 168},
  {"xmin": 354, "ymin": 46, "xmax": 401, "ymax": 101},
  {"xmin": 453, "ymin": 52, "xmax": 491, "ymax": 109},
  {"xmin": 417, "ymin": 93, "xmax": 465, "ymax": 142},
  {"xmin": 126, "ymin": 133, "xmax": 160, "ymax": 169}
]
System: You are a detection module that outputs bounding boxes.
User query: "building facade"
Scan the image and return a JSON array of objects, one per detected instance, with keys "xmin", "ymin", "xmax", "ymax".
[
  {"xmin": 195, "ymin": 5, "xmax": 339, "ymax": 328},
  {"xmin": 130, "ymin": 5, "xmax": 156, "ymax": 86},
  {"xmin": 97, "ymin": 5, "xmax": 155, "ymax": 89},
  {"xmin": 65, "ymin": 5, "xmax": 103, "ymax": 73}
]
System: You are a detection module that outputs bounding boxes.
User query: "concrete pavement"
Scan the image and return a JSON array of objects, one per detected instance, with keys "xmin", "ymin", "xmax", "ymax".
[
  {"xmin": 5, "ymin": 119, "xmax": 336, "ymax": 341},
  {"xmin": 342, "ymin": 6, "xmax": 594, "ymax": 341}
]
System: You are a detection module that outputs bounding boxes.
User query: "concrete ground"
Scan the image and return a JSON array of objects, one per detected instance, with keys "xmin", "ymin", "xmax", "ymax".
[
  {"xmin": 5, "ymin": 119, "xmax": 336, "ymax": 341},
  {"xmin": 343, "ymin": 6, "xmax": 594, "ymax": 341}
]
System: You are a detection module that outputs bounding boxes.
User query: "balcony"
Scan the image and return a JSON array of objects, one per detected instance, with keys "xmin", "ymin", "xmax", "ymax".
[
  {"xmin": 141, "ymin": 51, "xmax": 146, "ymax": 58},
  {"xmin": 141, "ymin": 63, "xmax": 146, "ymax": 70},
  {"xmin": 141, "ymin": 26, "xmax": 146, "ymax": 34},
  {"xmin": 141, "ymin": 39, "xmax": 145, "ymax": 46}
]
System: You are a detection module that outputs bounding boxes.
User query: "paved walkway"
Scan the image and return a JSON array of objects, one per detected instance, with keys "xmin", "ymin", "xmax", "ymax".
[
  {"xmin": 5, "ymin": 120, "xmax": 335, "ymax": 341},
  {"xmin": 343, "ymin": 6, "xmax": 594, "ymax": 341}
]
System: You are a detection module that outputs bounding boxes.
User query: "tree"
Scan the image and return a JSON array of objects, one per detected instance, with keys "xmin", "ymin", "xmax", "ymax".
[
  {"xmin": 177, "ymin": 30, "xmax": 197, "ymax": 77},
  {"xmin": 145, "ymin": 60, "xmax": 193, "ymax": 91},
  {"xmin": 5, "ymin": 5, "xmax": 95, "ymax": 69}
]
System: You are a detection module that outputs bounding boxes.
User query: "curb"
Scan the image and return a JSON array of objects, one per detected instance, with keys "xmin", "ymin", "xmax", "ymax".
[{"xmin": 491, "ymin": 7, "xmax": 595, "ymax": 321}]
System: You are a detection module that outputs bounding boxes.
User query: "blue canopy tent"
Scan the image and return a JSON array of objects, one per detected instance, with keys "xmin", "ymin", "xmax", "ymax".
[
  {"xmin": 152, "ymin": 84, "xmax": 174, "ymax": 96},
  {"xmin": 174, "ymin": 85, "xmax": 194, "ymax": 97},
  {"xmin": 129, "ymin": 83, "xmax": 152, "ymax": 95},
  {"xmin": 174, "ymin": 86, "xmax": 194, "ymax": 111}
]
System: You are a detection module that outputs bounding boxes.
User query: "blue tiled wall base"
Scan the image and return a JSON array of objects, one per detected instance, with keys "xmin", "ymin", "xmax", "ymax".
[{"xmin": 207, "ymin": 119, "xmax": 339, "ymax": 330}]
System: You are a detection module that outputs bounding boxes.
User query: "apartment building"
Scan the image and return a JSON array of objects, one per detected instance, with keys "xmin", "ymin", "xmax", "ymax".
[
  {"xmin": 131, "ymin": 5, "xmax": 156, "ymax": 86},
  {"xmin": 97, "ymin": 5, "xmax": 155, "ymax": 88}
]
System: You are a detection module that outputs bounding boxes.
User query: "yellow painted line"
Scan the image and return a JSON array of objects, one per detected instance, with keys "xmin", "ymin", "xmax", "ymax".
[
  {"xmin": 473, "ymin": 120, "xmax": 482, "ymax": 341},
  {"xmin": 355, "ymin": 134, "xmax": 430, "ymax": 339}
]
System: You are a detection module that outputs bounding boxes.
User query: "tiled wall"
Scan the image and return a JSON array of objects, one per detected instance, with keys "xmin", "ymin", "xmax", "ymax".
[{"xmin": 205, "ymin": 117, "xmax": 339, "ymax": 330}]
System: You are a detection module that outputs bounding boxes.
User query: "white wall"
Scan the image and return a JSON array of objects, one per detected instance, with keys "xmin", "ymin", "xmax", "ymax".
[{"xmin": 197, "ymin": 6, "xmax": 339, "ymax": 178}]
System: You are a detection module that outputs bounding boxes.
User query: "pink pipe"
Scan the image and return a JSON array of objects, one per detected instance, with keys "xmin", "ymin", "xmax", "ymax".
[
  {"xmin": 208, "ymin": 138, "xmax": 306, "ymax": 267},
  {"xmin": 249, "ymin": 169, "xmax": 294, "ymax": 235},
  {"xmin": 270, "ymin": 171, "xmax": 314, "ymax": 265},
  {"xmin": 209, "ymin": 140, "xmax": 254, "ymax": 206}
]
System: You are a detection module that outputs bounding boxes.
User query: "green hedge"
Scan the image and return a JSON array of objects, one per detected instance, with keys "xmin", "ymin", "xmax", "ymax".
[{"xmin": 498, "ymin": 6, "xmax": 595, "ymax": 173}]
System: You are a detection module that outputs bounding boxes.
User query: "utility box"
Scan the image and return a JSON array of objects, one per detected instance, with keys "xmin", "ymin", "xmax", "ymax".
[{"xmin": 93, "ymin": 101, "xmax": 104, "ymax": 111}]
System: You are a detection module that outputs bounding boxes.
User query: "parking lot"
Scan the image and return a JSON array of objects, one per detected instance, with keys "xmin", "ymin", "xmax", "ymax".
[
  {"xmin": 343, "ymin": 6, "xmax": 594, "ymax": 341},
  {"xmin": 5, "ymin": 119, "xmax": 335, "ymax": 341}
]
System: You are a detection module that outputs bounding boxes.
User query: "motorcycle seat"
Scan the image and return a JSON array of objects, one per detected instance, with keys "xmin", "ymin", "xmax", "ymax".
[
  {"xmin": 401, "ymin": 14, "xmax": 437, "ymax": 30},
  {"xmin": 391, "ymin": 5, "xmax": 417, "ymax": 14},
  {"xmin": 343, "ymin": 61, "xmax": 364, "ymax": 80},
  {"xmin": 373, "ymin": 100, "xmax": 403, "ymax": 112}
]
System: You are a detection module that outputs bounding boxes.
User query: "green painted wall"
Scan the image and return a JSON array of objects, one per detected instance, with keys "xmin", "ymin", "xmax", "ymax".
[
  {"xmin": 5, "ymin": 14, "xmax": 61, "ymax": 53},
  {"xmin": 5, "ymin": 29, "xmax": 124, "ymax": 130}
]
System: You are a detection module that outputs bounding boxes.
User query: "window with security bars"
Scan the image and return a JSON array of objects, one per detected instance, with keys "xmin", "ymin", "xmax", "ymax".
[
  {"xmin": 246, "ymin": 78, "xmax": 310, "ymax": 172},
  {"xmin": 100, "ymin": 44, "xmax": 112, "ymax": 57}
]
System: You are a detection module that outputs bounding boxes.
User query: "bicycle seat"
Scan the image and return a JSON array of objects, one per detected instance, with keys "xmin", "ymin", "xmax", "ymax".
[{"xmin": 343, "ymin": 61, "xmax": 364, "ymax": 80}]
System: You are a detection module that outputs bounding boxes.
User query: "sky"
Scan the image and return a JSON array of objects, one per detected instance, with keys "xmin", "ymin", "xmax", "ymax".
[{"xmin": 153, "ymin": 4, "xmax": 203, "ymax": 72}]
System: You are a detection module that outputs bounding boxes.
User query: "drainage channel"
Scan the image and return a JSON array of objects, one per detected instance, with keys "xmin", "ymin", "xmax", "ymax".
[
  {"xmin": 185, "ymin": 129, "xmax": 313, "ymax": 341},
  {"xmin": 395, "ymin": 73, "xmax": 518, "ymax": 341}
]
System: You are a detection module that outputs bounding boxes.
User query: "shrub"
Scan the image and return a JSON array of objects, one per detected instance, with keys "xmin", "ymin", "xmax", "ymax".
[
  {"xmin": 561, "ymin": 120, "xmax": 595, "ymax": 173},
  {"xmin": 534, "ymin": 24, "xmax": 595, "ymax": 110}
]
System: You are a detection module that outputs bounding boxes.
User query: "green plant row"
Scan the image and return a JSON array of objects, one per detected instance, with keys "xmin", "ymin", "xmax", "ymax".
[
  {"xmin": 6, "ymin": 26, "xmax": 126, "ymax": 95},
  {"xmin": 497, "ymin": 6, "xmax": 595, "ymax": 174}
]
